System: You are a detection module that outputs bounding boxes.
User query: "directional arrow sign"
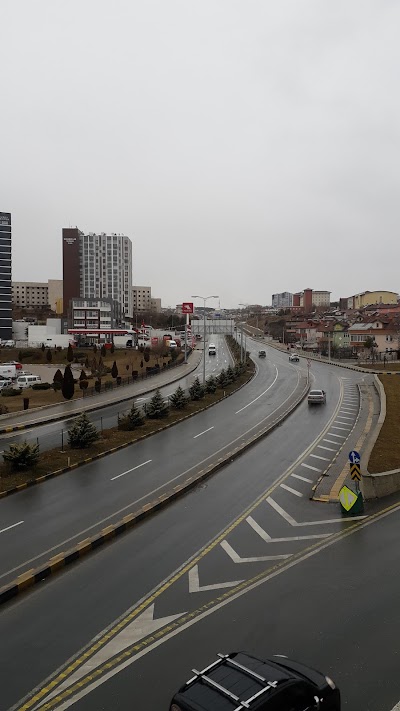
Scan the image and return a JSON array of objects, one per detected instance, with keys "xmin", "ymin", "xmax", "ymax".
[
  {"xmin": 349, "ymin": 450, "xmax": 361, "ymax": 464},
  {"xmin": 339, "ymin": 485, "xmax": 358, "ymax": 512},
  {"xmin": 350, "ymin": 463, "xmax": 362, "ymax": 481}
]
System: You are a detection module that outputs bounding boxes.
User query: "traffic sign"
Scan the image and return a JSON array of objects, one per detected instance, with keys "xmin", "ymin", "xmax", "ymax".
[
  {"xmin": 182, "ymin": 302, "xmax": 194, "ymax": 314},
  {"xmin": 339, "ymin": 485, "xmax": 358, "ymax": 512},
  {"xmin": 348, "ymin": 450, "xmax": 361, "ymax": 464},
  {"xmin": 307, "ymin": 359, "xmax": 311, "ymax": 366},
  {"xmin": 350, "ymin": 463, "xmax": 361, "ymax": 482}
]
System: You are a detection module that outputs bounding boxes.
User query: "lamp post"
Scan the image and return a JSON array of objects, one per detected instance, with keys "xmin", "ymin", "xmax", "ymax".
[
  {"xmin": 239, "ymin": 303, "xmax": 248, "ymax": 362},
  {"xmin": 191, "ymin": 295, "xmax": 219, "ymax": 384}
]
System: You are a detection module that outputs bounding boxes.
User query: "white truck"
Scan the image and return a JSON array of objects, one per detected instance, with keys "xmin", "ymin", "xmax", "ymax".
[{"xmin": 0, "ymin": 364, "xmax": 17, "ymax": 379}]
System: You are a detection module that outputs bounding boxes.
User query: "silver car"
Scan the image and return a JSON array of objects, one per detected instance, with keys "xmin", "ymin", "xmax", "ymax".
[{"xmin": 308, "ymin": 389, "xmax": 326, "ymax": 405}]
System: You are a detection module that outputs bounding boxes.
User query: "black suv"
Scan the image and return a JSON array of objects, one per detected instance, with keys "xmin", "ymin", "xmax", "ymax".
[{"xmin": 169, "ymin": 652, "xmax": 340, "ymax": 710}]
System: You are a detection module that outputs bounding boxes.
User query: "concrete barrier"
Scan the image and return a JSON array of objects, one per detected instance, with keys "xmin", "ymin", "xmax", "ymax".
[{"xmin": 362, "ymin": 468, "xmax": 400, "ymax": 499}]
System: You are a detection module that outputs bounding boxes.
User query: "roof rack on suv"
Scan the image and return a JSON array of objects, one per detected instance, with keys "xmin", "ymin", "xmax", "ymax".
[{"xmin": 187, "ymin": 653, "xmax": 278, "ymax": 710}]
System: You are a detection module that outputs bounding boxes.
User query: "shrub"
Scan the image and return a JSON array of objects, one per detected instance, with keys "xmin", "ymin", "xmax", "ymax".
[
  {"xmin": 18, "ymin": 350, "xmax": 32, "ymax": 361},
  {"xmin": 217, "ymin": 369, "xmax": 229, "ymax": 388},
  {"xmin": 68, "ymin": 413, "xmax": 99, "ymax": 449},
  {"xmin": 144, "ymin": 350, "xmax": 150, "ymax": 363},
  {"xmin": 147, "ymin": 389, "xmax": 169, "ymax": 419},
  {"xmin": 53, "ymin": 381, "xmax": 62, "ymax": 391},
  {"xmin": 225, "ymin": 365, "xmax": 236, "ymax": 384},
  {"xmin": 32, "ymin": 382, "xmax": 52, "ymax": 390},
  {"xmin": 0, "ymin": 403, "xmax": 8, "ymax": 414},
  {"xmin": 79, "ymin": 380, "xmax": 89, "ymax": 391},
  {"xmin": 2, "ymin": 388, "xmax": 21, "ymax": 397},
  {"xmin": 94, "ymin": 379, "xmax": 101, "ymax": 393},
  {"xmin": 46, "ymin": 349, "xmax": 53, "ymax": 363},
  {"xmin": 189, "ymin": 377, "xmax": 205, "ymax": 400},
  {"xmin": 118, "ymin": 402, "xmax": 145, "ymax": 430},
  {"xmin": 79, "ymin": 369, "xmax": 88, "ymax": 381},
  {"xmin": 62, "ymin": 365, "xmax": 75, "ymax": 400},
  {"xmin": 53, "ymin": 368, "xmax": 63, "ymax": 387},
  {"xmin": 100, "ymin": 344, "xmax": 106, "ymax": 357},
  {"xmin": 3, "ymin": 442, "xmax": 40, "ymax": 470},
  {"xmin": 111, "ymin": 361, "xmax": 118, "ymax": 379},
  {"xmin": 110, "ymin": 342, "xmax": 115, "ymax": 354},
  {"xmin": 67, "ymin": 344, "xmax": 74, "ymax": 362},
  {"xmin": 170, "ymin": 385, "xmax": 187, "ymax": 410}
]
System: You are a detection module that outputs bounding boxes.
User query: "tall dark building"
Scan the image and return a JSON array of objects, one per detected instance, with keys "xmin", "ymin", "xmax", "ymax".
[
  {"xmin": 62, "ymin": 227, "xmax": 82, "ymax": 317},
  {"xmin": 0, "ymin": 213, "xmax": 12, "ymax": 340}
]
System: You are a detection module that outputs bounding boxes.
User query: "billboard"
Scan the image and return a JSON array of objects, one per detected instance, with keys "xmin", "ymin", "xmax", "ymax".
[{"xmin": 182, "ymin": 302, "xmax": 194, "ymax": 314}]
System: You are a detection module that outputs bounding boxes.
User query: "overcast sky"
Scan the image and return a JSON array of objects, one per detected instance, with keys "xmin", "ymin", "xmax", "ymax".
[{"xmin": 2, "ymin": 1, "xmax": 400, "ymax": 309}]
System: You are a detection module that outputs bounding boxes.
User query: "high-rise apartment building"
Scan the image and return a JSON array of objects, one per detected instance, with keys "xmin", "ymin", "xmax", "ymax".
[
  {"xmin": 272, "ymin": 292, "xmax": 293, "ymax": 309},
  {"xmin": 62, "ymin": 228, "xmax": 132, "ymax": 319},
  {"xmin": 0, "ymin": 212, "xmax": 12, "ymax": 339}
]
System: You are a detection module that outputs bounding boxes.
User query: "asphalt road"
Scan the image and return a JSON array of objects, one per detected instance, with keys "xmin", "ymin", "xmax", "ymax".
[
  {"xmin": 0, "ymin": 335, "xmax": 231, "ymax": 453},
  {"xmin": 0, "ymin": 336, "xmax": 306, "ymax": 586},
  {"xmin": 0, "ymin": 354, "xmax": 378, "ymax": 711}
]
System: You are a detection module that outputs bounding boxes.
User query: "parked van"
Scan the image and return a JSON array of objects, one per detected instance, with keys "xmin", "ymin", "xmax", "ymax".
[{"xmin": 16, "ymin": 375, "xmax": 42, "ymax": 389}]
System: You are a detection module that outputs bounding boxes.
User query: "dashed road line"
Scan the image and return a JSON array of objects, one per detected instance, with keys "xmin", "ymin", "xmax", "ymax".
[
  {"xmin": 291, "ymin": 473, "xmax": 313, "ymax": 483},
  {"xmin": 110, "ymin": 460, "xmax": 152, "ymax": 481},
  {"xmin": 193, "ymin": 426, "xmax": 214, "ymax": 439},
  {"xmin": 235, "ymin": 366, "xmax": 279, "ymax": 414},
  {"xmin": 0, "ymin": 520, "xmax": 24, "ymax": 535}
]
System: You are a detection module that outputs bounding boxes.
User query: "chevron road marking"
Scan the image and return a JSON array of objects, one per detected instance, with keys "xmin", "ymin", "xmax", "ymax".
[
  {"xmin": 245, "ymin": 516, "xmax": 331, "ymax": 543},
  {"xmin": 188, "ymin": 564, "xmax": 242, "ymax": 592},
  {"xmin": 280, "ymin": 483, "xmax": 303, "ymax": 497},
  {"xmin": 220, "ymin": 539, "xmax": 291, "ymax": 563},
  {"xmin": 266, "ymin": 496, "xmax": 366, "ymax": 526}
]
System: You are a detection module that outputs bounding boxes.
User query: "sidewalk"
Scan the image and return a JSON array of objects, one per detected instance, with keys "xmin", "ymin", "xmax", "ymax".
[
  {"xmin": 311, "ymin": 377, "xmax": 380, "ymax": 502},
  {"xmin": 0, "ymin": 350, "xmax": 203, "ymax": 433}
]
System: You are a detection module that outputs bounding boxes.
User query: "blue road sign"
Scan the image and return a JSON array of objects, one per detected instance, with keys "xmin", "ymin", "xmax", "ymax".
[{"xmin": 349, "ymin": 450, "xmax": 361, "ymax": 464}]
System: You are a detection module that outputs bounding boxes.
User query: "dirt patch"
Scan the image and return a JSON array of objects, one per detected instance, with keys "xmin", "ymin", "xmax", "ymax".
[
  {"xmin": 362, "ymin": 362, "xmax": 400, "ymax": 371},
  {"xmin": 0, "ymin": 368, "xmax": 254, "ymax": 492},
  {"xmin": 368, "ymin": 375, "xmax": 400, "ymax": 473}
]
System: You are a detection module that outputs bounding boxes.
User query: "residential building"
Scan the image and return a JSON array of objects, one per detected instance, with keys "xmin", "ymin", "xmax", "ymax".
[
  {"xmin": 62, "ymin": 228, "xmax": 133, "ymax": 320},
  {"xmin": 132, "ymin": 286, "xmax": 152, "ymax": 312},
  {"xmin": 12, "ymin": 279, "xmax": 63, "ymax": 313},
  {"xmin": 294, "ymin": 289, "xmax": 331, "ymax": 310},
  {"xmin": 151, "ymin": 297, "xmax": 162, "ymax": 313},
  {"xmin": 345, "ymin": 290, "xmax": 398, "ymax": 310},
  {"xmin": 69, "ymin": 298, "xmax": 121, "ymax": 331},
  {"xmin": 48, "ymin": 280, "xmax": 63, "ymax": 313},
  {"xmin": 0, "ymin": 212, "xmax": 12, "ymax": 340},
  {"xmin": 272, "ymin": 292, "xmax": 293, "ymax": 309}
]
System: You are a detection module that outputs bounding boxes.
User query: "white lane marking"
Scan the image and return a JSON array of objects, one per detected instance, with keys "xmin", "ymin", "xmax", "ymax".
[
  {"xmin": 0, "ymin": 520, "xmax": 24, "ymax": 535},
  {"xmin": 310, "ymin": 453, "xmax": 330, "ymax": 461},
  {"xmin": 188, "ymin": 564, "xmax": 242, "ymax": 592},
  {"xmin": 235, "ymin": 365, "xmax": 278, "ymax": 414},
  {"xmin": 389, "ymin": 702, "xmax": 400, "ymax": 711},
  {"xmin": 37, "ymin": 604, "xmax": 186, "ymax": 705},
  {"xmin": 246, "ymin": 516, "xmax": 330, "ymax": 541},
  {"xmin": 336, "ymin": 416, "xmax": 354, "ymax": 422},
  {"xmin": 340, "ymin": 406, "xmax": 358, "ymax": 411},
  {"xmin": 331, "ymin": 425, "xmax": 350, "ymax": 431},
  {"xmin": 266, "ymin": 496, "xmax": 366, "ymax": 525},
  {"xmin": 323, "ymin": 438, "xmax": 341, "ymax": 444},
  {"xmin": 49, "ymin": 501, "xmax": 383, "ymax": 710},
  {"xmin": 111, "ymin": 460, "xmax": 152, "ymax": 481},
  {"xmin": 221, "ymin": 539, "xmax": 291, "ymax": 563},
  {"xmin": 301, "ymin": 463, "xmax": 321, "ymax": 472},
  {"xmin": 135, "ymin": 398, "xmax": 146, "ymax": 402},
  {"xmin": 291, "ymin": 473, "xmax": 313, "ymax": 483},
  {"xmin": 328, "ymin": 432, "xmax": 346, "ymax": 439},
  {"xmin": 318, "ymin": 445, "xmax": 336, "ymax": 452},
  {"xmin": 193, "ymin": 426, "xmax": 214, "ymax": 439},
  {"xmin": 280, "ymin": 483, "xmax": 303, "ymax": 497}
]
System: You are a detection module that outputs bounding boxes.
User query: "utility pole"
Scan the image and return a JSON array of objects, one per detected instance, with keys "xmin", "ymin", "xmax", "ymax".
[{"xmin": 191, "ymin": 295, "xmax": 219, "ymax": 384}]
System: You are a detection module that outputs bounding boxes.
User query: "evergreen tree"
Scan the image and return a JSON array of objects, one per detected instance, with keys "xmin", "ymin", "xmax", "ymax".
[
  {"xmin": 170, "ymin": 385, "xmax": 187, "ymax": 409},
  {"xmin": 84, "ymin": 355, "xmax": 90, "ymax": 369},
  {"xmin": 62, "ymin": 364, "xmax": 75, "ymax": 400},
  {"xmin": 217, "ymin": 369, "xmax": 228, "ymax": 388},
  {"xmin": 189, "ymin": 377, "xmax": 205, "ymax": 400},
  {"xmin": 91, "ymin": 356, "xmax": 98, "ymax": 375},
  {"xmin": 98, "ymin": 356, "xmax": 105, "ymax": 375},
  {"xmin": 225, "ymin": 364, "xmax": 236, "ymax": 384},
  {"xmin": 144, "ymin": 349, "xmax": 150, "ymax": 363},
  {"xmin": 93, "ymin": 343, "xmax": 98, "ymax": 353},
  {"xmin": 41, "ymin": 343, "xmax": 45, "ymax": 352},
  {"xmin": 118, "ymin": 401, "xmax": 145, "ymax": 430},
  {"xmin": 111, "ymin": 361, "xmax": 118, "ymax": 379},
  {"xmin": 67, "ymin": 344, "xmax": 74, "ymax": 362},
  {"xmin": 146, "ymin": 389, "xmax": 169, "ymax": 419},
  {"xmin": 46, "ymin": 349, "xmax": 53, "ymax": 363},
  {"xmin": 79, "ymin": 368, "xmax": 88, "ymax": 381},
  {"xmin": 205, "ymin": 375, "xmax": 217, "ymax": 394},
  {"xmin": 53, "ymin": 368, "xmax": 63, "ymax": 386},
  {"xmin": 100, "ymin": 344, "xmax": 107, "ymax": 357},
  {"xmin": 110, "ymin": 342, "xmax": 115, "ymax": 354},
  {"xmin": 68, "ymin": 413, "xmax": 99, "ymax": 449}
]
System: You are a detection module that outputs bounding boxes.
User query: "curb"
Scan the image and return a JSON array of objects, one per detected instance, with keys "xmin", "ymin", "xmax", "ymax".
[
  {"xmin": 0, "ymin": 366, "xmax": 255, "ymax": 499},
  {"xmin": 265, "ymin": 341, "xmax": 399, "ymax": 375},
  {"xmin": 0, "ymin": 375, "xmax": 309, "ymax": 605},
  {"xmin": 0, "ymin": 351, "xmax": 203, "ymax": 435}
]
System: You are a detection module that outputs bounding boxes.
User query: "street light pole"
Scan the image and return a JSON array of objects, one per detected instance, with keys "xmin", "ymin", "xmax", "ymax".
[{"xmin": 191, "ymin": 295, "xmax": 219, "ymax": 385}]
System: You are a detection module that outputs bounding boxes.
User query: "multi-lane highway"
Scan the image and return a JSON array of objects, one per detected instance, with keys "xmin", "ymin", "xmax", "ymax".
[
  {"xmin": 0, "ymin": 335, "xmax": 231, "ymax": 454},
  {"xmin": 1, "ymin": 340, "xmax": 391, "ymax": 711}
]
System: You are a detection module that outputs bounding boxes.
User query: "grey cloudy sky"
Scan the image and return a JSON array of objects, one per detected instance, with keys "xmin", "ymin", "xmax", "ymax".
[{"xmin": 2, "ymin": 1, "xmax": 400, "ymax": 309}]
